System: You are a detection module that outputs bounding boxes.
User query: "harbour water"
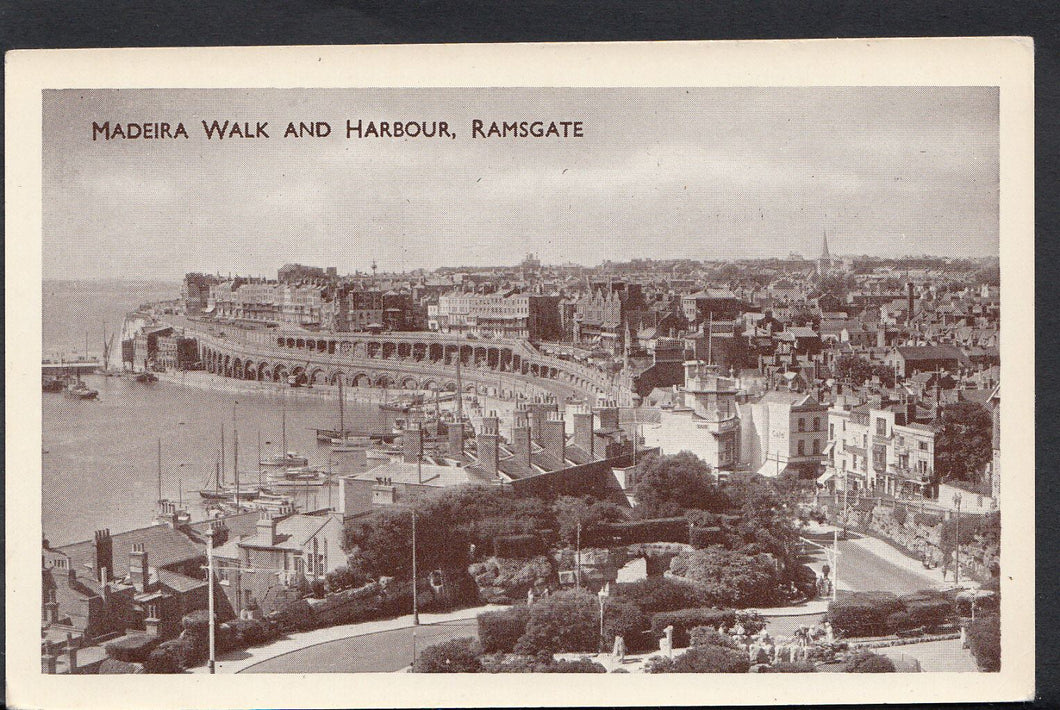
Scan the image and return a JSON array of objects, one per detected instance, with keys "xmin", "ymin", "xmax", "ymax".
[
  {"xmin": 42, "ymin": 372, "xmax": 403, "ymax": 546},
  {"xmin": 41, "ymin": 280, "xmax": 406, "ymax": 546}
]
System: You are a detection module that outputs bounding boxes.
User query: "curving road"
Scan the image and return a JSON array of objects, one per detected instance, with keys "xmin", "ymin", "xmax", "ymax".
[{"xmin": 240, "ymin": 619, "xmax": 479, "ymax": 674}]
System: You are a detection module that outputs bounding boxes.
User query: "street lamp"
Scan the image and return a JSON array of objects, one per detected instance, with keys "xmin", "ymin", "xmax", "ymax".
[
  {"xmin": 598, "ymin": 586, "xmax": 608, "ymax": 653},
  {"xmin": 205, "ymin": 527, "xmax": 216, "ymax": 674},
  {"xmin": 411, "ymin": 506, "xmax": 420, "ymax": 626},
  {"xmin": 952, "ymin": 492, "xmax": 962, "ymax": 587}
]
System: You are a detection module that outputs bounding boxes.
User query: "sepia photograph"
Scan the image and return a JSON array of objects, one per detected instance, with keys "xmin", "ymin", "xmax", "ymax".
[{"xmin": 7, "ymin": 40, "xmax": 1034, "ymax": 707}]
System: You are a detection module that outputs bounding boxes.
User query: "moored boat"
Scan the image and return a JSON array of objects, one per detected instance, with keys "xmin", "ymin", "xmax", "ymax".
[{"xmin": 64, "ymin": 381, "xmax": 99, "ymax": 399}]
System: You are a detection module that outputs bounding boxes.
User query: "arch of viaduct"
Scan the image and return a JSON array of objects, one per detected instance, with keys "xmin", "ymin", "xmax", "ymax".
[{"xmin": 192, "ymin": 328, "xmax": 632, "ymax": 404}]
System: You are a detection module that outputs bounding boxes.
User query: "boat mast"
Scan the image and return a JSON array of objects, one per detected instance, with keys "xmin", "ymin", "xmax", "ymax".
[
  {"xmin": 233, "ymin": 403, "xmax": 239, "ymax": 509},
  {"xmin": 338, "ymin": 376, "xmax": 345, "ymax": 435},
  {"xmin": 281, "ymin": 393, "xmax": 287, "ymax": 457},
  {"xmin": 220, "ymin": 426, "xmax": 225, "ymax": 487},
  {"xmin": 257, "ymin": 430, "xmax": 262, "ymax": 486},
  {"xmin": 157, "ymin": 438, "xmax": 162, "ymax": 506}
]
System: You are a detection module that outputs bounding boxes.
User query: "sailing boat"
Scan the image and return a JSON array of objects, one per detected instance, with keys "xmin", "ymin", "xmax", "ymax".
[
  {"xmin": 314, "ymin": 376, "xmax": 356, "ymax": 442},
  {"xmin": 261, "ymin": 392, "xmax": 308, "ymax": 468},
  {"xmin": 155, "ymin": 438, "xmax": 191, "ymax": 524}
]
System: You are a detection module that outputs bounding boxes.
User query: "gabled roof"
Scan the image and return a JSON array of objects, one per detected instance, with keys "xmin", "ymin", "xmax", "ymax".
[{"xmin": 58, "ymin": 523, "xmax": 204, "ymax": 578}]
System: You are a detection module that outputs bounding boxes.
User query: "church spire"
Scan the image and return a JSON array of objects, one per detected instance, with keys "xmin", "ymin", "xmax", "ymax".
[{"xmin": 820, "ymin": 229, "xmax": 831, "ymax": 261}]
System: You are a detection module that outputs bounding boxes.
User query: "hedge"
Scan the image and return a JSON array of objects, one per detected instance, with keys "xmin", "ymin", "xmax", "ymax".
[
  {"xmin": 596, "ymin": 517, "xmax": 689, "ymax": 545},
  {"xmin": 602, "ymin": 598, "xmax": 653, "ymax": 653},
  {"xmin": 827, "ymin": 592, "xmax": 904, "ymax": 638},
  {"xmin": 650, "ymin": 608, "xmax": 737, "ymax": 648},
  {"xmin": 966, "ymin": 615, "xmax": 1000, "ymax": 672},
  {"xmin": 845, "ymin": 650, "xmax": 897, "ymax": 672},
  {"xmin": 143, "ymin": 637, "xmax": 196, "ymax": 673},
  {"xmin": 669, "ymin": 644, "xmax": 750, "ymax": 673},
  {"xmin": 104, "ymin": 634, "xmax": 160, "ymax": 663},
  {"xmin": 478, "ymin": 606, "xmax": 531, "ymax": 654},
  {"xmin": 617, "ymin": 577, "xmax": 711, "ymax": 615},
  {"xmin": 276, "ymin": 598, "xmax": 317, "ymax": 631},
  {"xmin": 493, "ymin": 534, "xmax": 544, "ymax": 559},
  {"xmin": 413, "ymin": 637, "xmax": 482, "ymax": 673},
  {"xmin": 690, "ymin": 526, "xmax": 725, "ymax": 549},
  {"xmin": 760, "ymin": 661, "xmax": 817, "ymax": 673}
]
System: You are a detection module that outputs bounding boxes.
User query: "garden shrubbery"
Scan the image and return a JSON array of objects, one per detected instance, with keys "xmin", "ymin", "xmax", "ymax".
[
  {"xmin": 616, "ymin": 576, "xmax": 710, "ymax": 614},
  {"xmin": 601, "ymin": 598, "xmax": 653, "ymax": 653},
  {"xmin": 477, "ymin": 606, "xmax": 531, "ymax": 654},
  {"xmin": 829, "ymin": 590, "xmax": 958, "ymax": 638},
  {"xmin": 649, "ymin": 608, "xmax": 737, "ymax": 648},
  {"xmin": 669, "ymin": 545, "xmax": 784, "ymax": 608},
  {"xmin": 827, "ymin": 592, "xmax": 905, "ymax": 638},
  {"xmin": 515, "ymin": 590, "xmax": 599, "ymax": 655},
  {"xmin": 103, "ymin": 634, "xmax": 160, "ymax": 664},
  {"xmin": 644, "ymin": 644, "xmax": 750, "ymax": 673},
  {"xmin": 844, "ymin": 650, "xmax": 897, "ymax": 673},
  {"xmin": 413, "ymin": 637, "xmax": 482, "ymax": 673},
  {"xmin": 965, "ymin": 614, "xmax": 1000, "ymax": 672}
]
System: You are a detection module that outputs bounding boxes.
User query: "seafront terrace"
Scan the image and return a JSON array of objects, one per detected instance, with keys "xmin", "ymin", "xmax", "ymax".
[{"xmin": 163, "ymin": 316, "xmax": 635, "ymax": 405}]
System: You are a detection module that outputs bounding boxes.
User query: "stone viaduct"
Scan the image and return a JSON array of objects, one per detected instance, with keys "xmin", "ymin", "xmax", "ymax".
[{"xmin": 174, "ymin": 318, "xmax": 634, "ymax": 405}]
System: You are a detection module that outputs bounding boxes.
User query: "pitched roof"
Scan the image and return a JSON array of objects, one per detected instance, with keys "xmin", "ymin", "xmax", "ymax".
[
  {"xmin": 58, "ymin": 523, "xmax": 204, "ymax": 578},
  {"xmin": 896, "ymin": 344, "xmax": 968, "ymax": 363}
]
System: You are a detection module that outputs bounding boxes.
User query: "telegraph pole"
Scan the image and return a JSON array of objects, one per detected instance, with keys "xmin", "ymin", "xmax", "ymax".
[
  {"xmin": 411, "ymin": 506, "xmax": 420, "ymax": 626},
  {"xmin": 206, "ymin": 527, "xmax": 216, "ymax": 674}
]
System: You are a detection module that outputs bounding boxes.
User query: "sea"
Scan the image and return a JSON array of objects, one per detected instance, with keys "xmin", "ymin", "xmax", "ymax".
[{"xmin": 42, "ymin": 280, "xmax": 400, "ymax": 546}]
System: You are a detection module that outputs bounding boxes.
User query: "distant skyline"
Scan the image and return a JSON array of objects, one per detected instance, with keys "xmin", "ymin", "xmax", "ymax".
[{"xmin": 43, "ymin": 87, "xmax": 999, "ymax": 281}]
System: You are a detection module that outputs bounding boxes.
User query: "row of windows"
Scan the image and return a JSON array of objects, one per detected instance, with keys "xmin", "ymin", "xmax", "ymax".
[{"xmin": 796, "ymin": 416, "xmax": 823, "ymax": 432}]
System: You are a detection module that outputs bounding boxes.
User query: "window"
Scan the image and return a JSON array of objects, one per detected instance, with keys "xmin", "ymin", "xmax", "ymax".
[
  {"xmin": 798, "ymin": 417, "xmax": 805, "ymax": 432},
  {"xmin": 797, "ymin": 440, "xmax": 805, "ymax": 456},
  {"xmin": 830, "ymin": 423, "xmax": 835, "ymax": 440},
  {"xmin": 919, "ymin": 441, "xmax": 928, "ymax": 452},
  {"xmin": 813, "ymin": 439, "xmax": 821, "ymax": 455},
  {"xmin": 814, "ymin": 417, "xmax": 821, "ymax": 431},
  {"xmin": 876, "ymin": 418, "xmax": 887, "ymax": 436}
]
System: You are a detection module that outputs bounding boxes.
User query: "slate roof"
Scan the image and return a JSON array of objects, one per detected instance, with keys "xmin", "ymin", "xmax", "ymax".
[{"xmin": 58, "ymin": 524, "xmax": 204, "ymax": 578}]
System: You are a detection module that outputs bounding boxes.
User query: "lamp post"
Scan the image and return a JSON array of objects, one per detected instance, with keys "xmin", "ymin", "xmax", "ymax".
[
  {"xmin": 411, "ymin": 506, "xmax": 420, "ymax": 626},
  {"xmin": 205, "ymin": 527, "xmax": 216, "ymax": 674},
  {"xmin": 598, "ymin": 587, "xmax": 607, "ymax": 653},
  {"xmin": 953, "ymin": 492, "xmax": 962, "ymax": 587},
  {"xmin": 575, "ymin": 520, "xmax": 582, "ymax": 590}
]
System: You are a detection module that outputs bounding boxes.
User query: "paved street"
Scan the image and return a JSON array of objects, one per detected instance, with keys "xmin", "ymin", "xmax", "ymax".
[
  {"xmin": 834, "ymin": 536, "xmax": 939, "ymax": 595},
  {"xmin": 241, "ymin": 619, "xmax": 479, "ymax": 673}
]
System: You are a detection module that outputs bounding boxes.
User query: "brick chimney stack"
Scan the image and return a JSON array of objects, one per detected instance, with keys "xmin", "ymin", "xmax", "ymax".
[
  {"xmin": 478, "ymin": 412, "xmax": 501, "ymax": 477},
  {"xmin": 129, "ymin": 543, "xmax": 149, "ymax": 592},
  {"xmin": 93, "ymin": 529, "xmax": 113, "ymax": 583},
  {"xmin": 572, "ymin": 405, "xmax": 595, "ymax": 458},
  {"xmin": 448, "ymin": 419, "xmax": 465, "ymax": 458},
  {"xmin": 541, "ymin": 411, "xmax": 566, "ymax": 465},
  {"xmin": 528, "ymin": 398, "xmax": 558, "ymax": 444},
  {"xmin": 256, "ymin": 510, "xmax": 278, "ymax": 546},
  {"xmin": 403, "ymin": 423, "xmax": 424, "ymax": 463},
  {"xmin": 511, "ymin": 406, "xmax": 532, "ymax": 467},
  {"xmin": 209, "ymin": 520, "xmax": 229, "ymax": 548}
]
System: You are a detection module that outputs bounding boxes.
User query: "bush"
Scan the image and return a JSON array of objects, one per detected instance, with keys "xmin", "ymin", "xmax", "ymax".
[
  {"xmin": 598, "ymin": 517, "xmax": 692, "ymax": 545},
  {"xmin": 761, "ymin": 661, "xmax": 817, "ymax": 673},
  {"xmin": 104, "ymin": 634, "xmax": 160, "ymax": 663},
  {"xmin": 181, "ymin": 610, "xmax": 211, "ymax": 638},
  {"xmin": 413, "ymin": 637, "xmax": 482, "ymax": 673},
  {"xmin": 617, "ymin": 576, "xmax": 710, "ymax": 615},
  {"xmin": 540, "ymin": 658, "xmax": 607, "ymax": 673},
  {"xmin": 672, "ymin": 644, "xmax": 750, "ymax": 673},
  {"xmin": 827, "ymin": 592, "xmax": 904, "ymax": 638},
  {"xmin": 650, "ymin": 608, "xmax": 737, "ymax": 648},
  {"xmin": 689, "ymin": 626, "xmax": 740, "ymax": 650},
  {"xmin": 230, "ymin": 618, "xmax": 280, "ymax": 648},
  {"xmin": 493, "ymin": 534, "xmax": 544, "ymax": 558},
  {"xmin": 602, "ymin": 598, "xmax": 653, "ymax": 653},
  {"xmin": 143, "ymin": 641, "xmax": 187, "ymax": 674},
  {"xmin": 886, "ymin": 611, "xmax": 915, "ymax": 633},
  {"xmin": 965, "ymin": 615, "xmax": 1000, "ymax": 672},
  {"xmin": 845, "ymin": 650, "xmax": 897, "ymax": 672},
  {"xmin": 276, "ymin": 598, "xmax": 316, "ymax": 631},
  {"xmin": 515, "ymin": 590, "xmax": 599, "ymax": 655},
  {"xmin": 690, "ymin": 526, "xmax": 725, "ymax": 549},
  {"xmin": 97, "ymin": 658, "xmax": 145, "ymax": 674},
  {"xmin": 308, "ymin": 578, "xmax": 326, "ymax": 598},
  {"xmin": 325, "ymin": 564, "xmax": 371, "ymax": 593},
  {"xmin": 735, "ymin": 609, "xmax": 767, "ymax": 635},
  {"xmin": 477, "ymin": 606, "xmax": 531, "ymax": 654},
  {"xmin": 669, "ymin": 546, "xmax": 783, "ymax": 608}
]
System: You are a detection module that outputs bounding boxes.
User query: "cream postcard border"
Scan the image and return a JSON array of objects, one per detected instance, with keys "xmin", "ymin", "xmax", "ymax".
[{"xmin": 5, "ymin": 38, "xmax": 1035, "ymax": 708}]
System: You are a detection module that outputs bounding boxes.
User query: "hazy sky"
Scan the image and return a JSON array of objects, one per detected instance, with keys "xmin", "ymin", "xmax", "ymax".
[{"xmin": 43, "ymin": 87, "xmax": 998, "ymax": 280}]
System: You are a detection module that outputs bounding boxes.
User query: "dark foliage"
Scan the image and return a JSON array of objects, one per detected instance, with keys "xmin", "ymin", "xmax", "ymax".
[
  {"xmin": 650, "ymin": 608, "xmax": 737, "ymax": 648},
  {"xmin": 844, "ymin": 650, "xmax": 897, "ymax": 673},
  {"xmin": 934, "ymin": 402, "xmax": 992, "ymax": 486},
  {"xmin": 669, "ymin": 545, "xmax": 784, "ymax": 608},
  {"xmin": 477, "ymin": 606, "xmax": 531, "ymax": 654},
  {"xmin": 617, "ymin": 576, "xmax": 711, "ymax": 615},
  {"xmin": 104, "ymin": 634, "xmax": 160, "ymax": 663},
  {"xmin": 515, "ymin": 589, "xmax": 599, "ymax": 655},
  {"xmin": 632, "ymin": 452, "xmax": 723, "ymax": 518},
  {"xmin": 761, "ymin": 660, "xmax": 817, "ymax": 672},
  {"xmin": 601, "ymin": 597, "xmax": 653, "ymax": 653},
  {"xmin": 827, "ymin": 592, "xmax": 904, "ymax": 638},
  {"xmin": 966, "ymin": 614, "xmax": 1000, "ymax": 672},
  {"xmin": 413, "ymin": 637, "xmax": 482, "ymax": 673},
  {"xmin": 493, "ymin": 534, "xmax": 544, "ymax": 559}
]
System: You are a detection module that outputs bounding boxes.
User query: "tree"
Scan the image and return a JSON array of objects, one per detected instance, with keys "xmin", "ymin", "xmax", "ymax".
[
  {"xmin": 413, "ymin": 637, "xmax": 482, "ymax": 673},
  {"xmin": 552, "ymin": 495, "xmax": 626, "ymax": 545},
  {"xmin": 669, "ymin": 545, "xmax": 783, "ymax": 608},
  {"xmin": 601, "ymin": 597, "xmax": 653, "ymax": 653},
  {"xmin": 833, "ymin": 355, "xmax": 895, "ymax": 388},
  {"xmin": 934, "ymin": 402, "xmax": 992, "ymax": 485},
  {"xmin": 617, "ymin": 576, "xmax": 711, "ymax": 615},
  {"xmin": 632, "ymin": 452, "xmax": 723, "ymax": 518},
  {"xmin": 844, "ymin": 650, "xmax": 897, "ymax": 673},
  {"xmin": 515, "ymin": 589, "xmax": 599, "ymax": 655}
]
